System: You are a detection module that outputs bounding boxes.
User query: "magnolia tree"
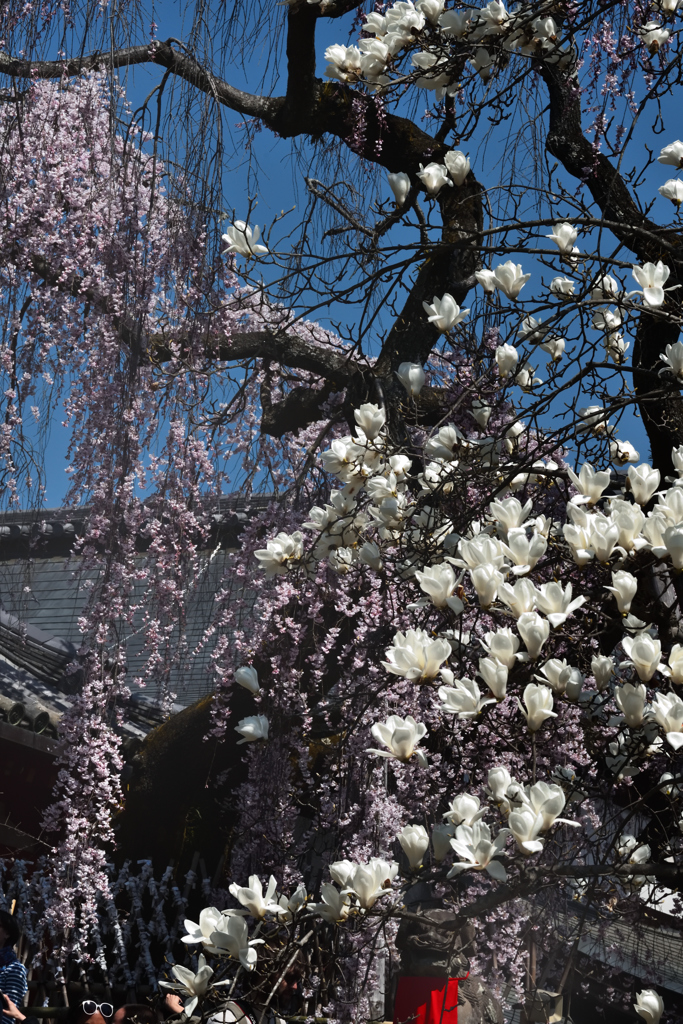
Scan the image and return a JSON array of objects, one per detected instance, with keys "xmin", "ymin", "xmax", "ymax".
[{"xmin": 2, "ymin": 0, "xmax": 683, "ymax": 1020}]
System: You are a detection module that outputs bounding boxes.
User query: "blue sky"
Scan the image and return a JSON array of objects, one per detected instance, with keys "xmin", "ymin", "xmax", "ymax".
[{"xmin": 34, "ymin": 1, "xmax": 674, "ymax": 504}]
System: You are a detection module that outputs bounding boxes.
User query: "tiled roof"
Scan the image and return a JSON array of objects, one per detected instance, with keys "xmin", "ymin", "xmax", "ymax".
[{"xmin": 0, "ymin": 495, "xmax": 273, "ymax": 711}]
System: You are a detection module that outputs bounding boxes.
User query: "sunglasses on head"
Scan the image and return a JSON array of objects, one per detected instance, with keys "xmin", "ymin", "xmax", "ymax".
[{"xmin": 81, "ymin": 1002, "xmax": 114, "ymax": 1019}]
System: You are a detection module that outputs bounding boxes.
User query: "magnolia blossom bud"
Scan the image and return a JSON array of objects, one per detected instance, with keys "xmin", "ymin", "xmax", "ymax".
[
  {"xmin": 354, "ymin": 403, "xmax": 386, "ymax": 440},
  {"xmin": 517, "ymin": 612, "xmax": 550, "ymax": 660},
  {"xmin": 622, "ymin": 634, "xmax": 664, "ymax": 682},
  {"xmin": 517, "ymin": 683, "xmax": 557, "ymax": 732},
  {"xmin": 669, "ymin": 644, "xmax": 683, "ymax": 684},
  {"xmin": 605, "ymin": 570, "xmax": 638, "ymax": 614},
  {"xmin": 398, "ymin": 824, "xmax": 430, "ymax": 869},
  {"xmin": 634, "ymin": 989, "xmax": 664, "ymax": 1024},
  {"xmin": 396, "ymin": 361, "xmax": 426, "ymax": 396},
  {"xmin": 478, "ymin": 656, "xmax": 508, "ymax": 699},
  {"xmin": 443, "ymin": 149, "xmax": 470, "ymax": 185},
  {"xmin": 469, "ymin": 564, "xmax": 503, "ymax": 607},
  {"xmin": 488, "ymin": 766, "xmax": 512, "ymax": 803},
  {"xmin": 234, "ymin": 666, "xmax": 260, "ymax": 694},
  {"xmin": 615, "ymin": 682, "xmax": 647, "ymax": 727},
  {"xmin": 591, "ymin": 655, "xmax": 614, "ymax": 691},
  {"xmin": 628, "ymin": 464, "xmax": 661, "ymax": 505},
  {"xmin": 471, "ymin": 399, "xmax": 492, "ymax": 428},
  {"xmin": 388, "ymin": 171, "xmax": 411, "ymax": 207},
  {"xmin": 495, "ymin": 343, "xmax": 519, "ymax": 378}
]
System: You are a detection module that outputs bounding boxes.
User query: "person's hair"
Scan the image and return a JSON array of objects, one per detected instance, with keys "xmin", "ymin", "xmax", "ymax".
[
  {"xmin": 117, "ymin": 1005, "xmax": 161, "ymax": 1024},
  {"xmin": 0, "ymin": 910, "xmax": 20, "ymax": 948}
]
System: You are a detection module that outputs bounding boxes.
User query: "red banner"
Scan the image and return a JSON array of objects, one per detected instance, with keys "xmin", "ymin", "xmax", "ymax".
[{"xmin": 393, "ymin": 975, "xmax": 469, "ymax": 1024}]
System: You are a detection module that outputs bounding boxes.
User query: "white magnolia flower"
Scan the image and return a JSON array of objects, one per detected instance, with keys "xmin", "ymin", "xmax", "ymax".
[
  {"xmin": 527, "ymin": 781, "xmax": 577, "ymax": 830},
  {"xmin": 610, "ymin": 439, "xmax": 640, "ymax": 465},
  {"xmin": 478, "ymin": 0, "xmax": 510, "ymax": 33},
  {"xmin": 254, "ymin": 531, "xmax": 304, "ymax": 576},
  {"xmin": 443, "ymin": 149, "xmax": 470, "ymax": 185},
  {"xmin": 478, "ymin": 656, "xmax": 509, "ymax": 699},
  {"xmin": 229, "ymin": 875, "xmax": 281, "ymax": 918},
  {"xmin": 423, "ymin": 293, "xmax": 469, "ymax": 331},
  {"xmin": 639, "ymin": 21, "xmax": 669, "ymax": 53},
  {"xmin": 470, "ymin": 47, "xmax": 494, "ymax": 81},
  {"xmin": 659, "ymin": 140, "xmax": 683, "ymax": 167},
  {"xmin": 622, "ymin": 634, "xmax": 665, "ymax": 682},
  {"xmin": 634, "ymin": 989, "xmax": 664, "ymax": 1024},
  {"xmin": 456, "ymin": 533, "xmax": 506, "ymax": 569},
  {"xmin": 628, "ymin": 464, "xmax": 661, "ymax": 504},
  {"xmin": 669, "ymin": 644, "xmax": 683, "ymax": 683},
  {"xmin": 234, "ymin": 666, "xmax": 260, "ymax": 694},
  {"xmin": 359, "ymin": 540, "xmax": 382, "ymax": 570},
  {"xmin": 517, "ymin": 683, "xmax": 557, "ymax": 731},
  {"xmin": 417, "ymin": 162, "xmax": 452, "ymax": 194},
  {"xmin": 398, "ymin": 824, "xmax": 430, "ymax": 869},
  {"xmin": 546, "ymin": 221, "xmax": 578, "ymax": 254},
  {"xmin": 324, "ymin": 43, "xmax": 362, "ymax": 82},
  {"xmin": 591, "ymin": 274, "xmax": 620, "ymax": 302},
  {"xmin": 501, "ymin": 528, "xmax": 547, "ymax": 572},
  {"xmin": 591, "ymin": 654, "xmax": 614, "ymax": 691},
  {"xmin": 540, "ymin": 336, "xmax": 565, "ymax": 361},
  {"xmin": 275, "ymin": 883, "xmax": 308, "ymax": 923},
  {"xmin": 536, "ymin": 658, "xmax": 572, "ymax": 695},
  {"xmin": 517, "ymin": 612, "xmax": 550, "ymax": 658},
  {"xmin": 488, "ymin": 766, "xmax": 512, "ymax": 803},
  {"xmin": 493, "ymin": 261, "xmax": 531, "ymax": 299},
  {"xmin": 489, "ymin": 496, "xmax": 533, "ymax": 535},
  {"xmin": 438, "ymin": 673, "xmax": 496, "ymax": 717},
  {"xmin": 535, "ymin": 582, "xmax": 586, "ymax": 628},
  {"xmin": 632, "ymin": 261, "xmax": 671, "ymax": 307},
  {"xmin": 416, "ymin": 0, "xmax": 444, "ymax": 24},
  {"xmin": 439, "ymin": 8, "xmax": 471, "ymax": 36},
  {"xmin": 469, "ymin": 563, "xmax": 504, "ymax": 607},
  {"xmin": 448, "ymin": 821, "xmax": 508, "ymax": 880},
  {"xmin": 508, "ymin": 806, "xmax": 544, "ymax": 855},
  {"xmin": 577, "ymin": 405, "xmax": 611, "ymax": 435},
  {"xmin": 160, "ymin": 955, "xmax": 228, "ymax": 1015},
  {"xmin": 235, "ymin": 715, "xmax": 269, "ymax": 744},
  {"xmin": 383, "ymin": 629, "xmax": 451, "ymax": 681},
  {"xmin": 206, "ymin": 916, "xmax": 264, "ymax": 971},
  {"xmin": 443, "ymin": 792, "xmax": 485, "ymax": 827},
  {"xmin": 659, "ymin": 179, "xmax": 683, "ymax": 206},
  {"xmin": 338, "ymin": 858, "xmax": 398, "ymax": 909},
  {"xmin": 550, "ymin": 275, "xmax": 575, "ymax": 296},
  {"xmin": 307, "ymin": 883, "xmax": 351, "ymax": 924},
  {"xmin": 415, "ymin": 563, "xmax": 463, "ymax": 611},
  {"xmin": 651, "ymin": 691, "xmax": 683, "ymax": 748},
  {"xmin": 367, "ymin": 713, "xmax": 428, "ymax": 765},
  {"xmin": 472, "ymin": 399, "xmax": 492, "ymax": 427},
  {"xmin": 498, "ymin": 577, "xmax": 539, "ymax": 618},
  {"xmin": 615, "ymin": 681, "xmax": 647, "ymax": 726},
  {"xmin": 388, "ymin": 171, "xmax": 411, "ymax": 207},
  {"xmin": 588, "ymin": 515, "xmax": 619, "ymax": 562},
  {"xmin": 222, "ymin": 221, "xmax": 269, "ymax": 258},
  {"xmin": 354, "ymin": 403, "xmax": 386, "ymax": 439},
  {"xmin": 182, "ymin": 907, "xmax": 234, "ymax": 947},
  {"xmin": 661, "ymin": 340, "xmax": 683, "ymax": 379},
  {"xmin": 605, "ymin": 570, "xmax": 638, "ymax": 614},
  {"xmin": 397, "ymin": 361, "xmax": 426, "ymax": 396},
  {"xmin": 567, "ymin": 463, "xmax": 611, "ymax": 505},
  {"xmin": 475, "ymin": 268, "xmax": 497, "ymax": 294},
  {"xmin": 495, "ymin": 343, "xmax": 519, "ymax": 377},
  {"xmin": 481, "ymin": 627, "xmax": 521, "ymax": 669}
]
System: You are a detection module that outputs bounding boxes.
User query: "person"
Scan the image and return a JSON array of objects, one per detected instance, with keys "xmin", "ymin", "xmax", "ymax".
[
  {"xmin": 0, "ymin": 911, "xmax": 26, "ymax": 1024},
  {"xmin": 1, "ymin": 993, "xmax": 39, "ymax": 1024},
  {"xmin": 112, "ymin": 1006, "xmax": 160, "ymax": 1024}
]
